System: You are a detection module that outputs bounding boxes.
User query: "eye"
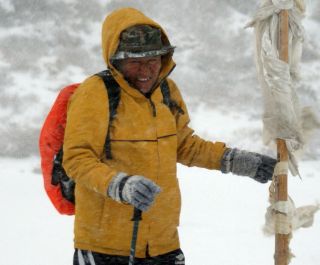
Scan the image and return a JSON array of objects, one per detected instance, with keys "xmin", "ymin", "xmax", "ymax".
[
  {"xmin": 128, "ymin": 60, "xmax": 140, "ymax": 66},
  {"xmin": 148, "ymin": 59, "xmax": 160, "ymax": 66},
  {"xmin": 149, "ymin": 59, "xmax": 158, "ymax": 64}
]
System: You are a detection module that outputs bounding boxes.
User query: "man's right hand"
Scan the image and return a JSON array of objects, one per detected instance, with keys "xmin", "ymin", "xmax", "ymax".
[{"xmin": 108, "ymin": 173, "xmax": 161, "ymax": 211}]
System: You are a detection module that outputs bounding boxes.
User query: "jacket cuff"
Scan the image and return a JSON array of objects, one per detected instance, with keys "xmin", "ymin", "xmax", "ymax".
[
  {"xmin": 107, "ymin": 172, "xmax": 128, "ymax": 202},
  {"xmin": 220, "ymin": 148, "xmax": 235, "ymax": 173}
]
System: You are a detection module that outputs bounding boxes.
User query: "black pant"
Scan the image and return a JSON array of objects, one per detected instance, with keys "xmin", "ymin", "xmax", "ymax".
[{"xmin": 73, "ymin": 248, "xmax": 185, "ymax": 265}]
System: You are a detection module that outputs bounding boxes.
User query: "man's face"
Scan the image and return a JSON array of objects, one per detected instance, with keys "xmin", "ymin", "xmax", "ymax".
[{"xmin": 117, "ymin": 56, "xmax": 162, "ymax": 94}]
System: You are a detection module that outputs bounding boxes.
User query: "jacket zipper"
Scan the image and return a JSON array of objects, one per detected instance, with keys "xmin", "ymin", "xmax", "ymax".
[{"xmin": 149, "ymin": 98, "xmax": 156, "ymax": 117}]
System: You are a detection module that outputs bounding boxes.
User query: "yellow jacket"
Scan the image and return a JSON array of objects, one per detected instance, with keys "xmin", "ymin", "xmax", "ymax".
[{"xmin": 63, "ymin": 7, "xmax": 227, "ymax": 258}]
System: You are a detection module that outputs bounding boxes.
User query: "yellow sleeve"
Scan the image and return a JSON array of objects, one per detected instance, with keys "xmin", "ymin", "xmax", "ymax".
[{"xmin": 167, "ymin": 79, "xmax": 228, "ymax": 170}]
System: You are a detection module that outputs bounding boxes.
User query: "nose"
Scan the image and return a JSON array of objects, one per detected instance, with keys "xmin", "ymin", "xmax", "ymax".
[{"xmin": 139, "ymin": 62, "xmax": 152, "ymax": 75}]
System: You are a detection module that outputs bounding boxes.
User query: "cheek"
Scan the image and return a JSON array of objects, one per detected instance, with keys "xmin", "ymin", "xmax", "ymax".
[
  {"xmin": 151, "ymin": 64, "xmax": 162, "ymax": 75},
  {"xmin": 122, "ymin": 67, "xmax": 138, "ymax": 81}
]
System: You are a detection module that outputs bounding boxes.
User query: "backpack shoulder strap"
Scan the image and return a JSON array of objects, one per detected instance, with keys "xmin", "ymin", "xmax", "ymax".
[
  {"xmin": 95, "ymin": 69, "xmax": 121, "ymax": 159},
  {"xmin": 160, "ymin": 79, "xmax": 185, "ymax": 115}
]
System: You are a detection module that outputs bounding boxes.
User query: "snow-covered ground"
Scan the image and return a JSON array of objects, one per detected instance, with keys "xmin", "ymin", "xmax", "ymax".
[
  {"xmin": 179, "ymin": 161, "xmax": 320, "ymax": 265},
  {"xmin": 0, "ymin": 109, "xmax": 319, "ymax": 265}
]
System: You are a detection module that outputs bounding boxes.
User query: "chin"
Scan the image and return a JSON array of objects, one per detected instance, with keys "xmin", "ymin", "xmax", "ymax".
[
  {"xmin": 137, "ymin": 84, "xmax": 152, "ymax": 94},
  {"xmin": 140, "ymin": 88, "xmax": 152, "ymax": 94}
]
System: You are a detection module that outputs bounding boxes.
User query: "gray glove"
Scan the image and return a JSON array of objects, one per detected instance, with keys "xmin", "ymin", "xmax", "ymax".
[
  {"xmin": 221, "ymin": 148, "xmax": 276, "ymax": 183},
  {"xmin": 107, "ymin": 172, "xmax": 161, "ymax": 211}
]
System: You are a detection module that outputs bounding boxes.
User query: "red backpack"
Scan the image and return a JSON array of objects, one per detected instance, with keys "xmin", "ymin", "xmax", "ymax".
[
  {"xmin": 39, "ymin": 70, "xmax": 180, "ymax": 215},
  {"xmin": 39, "ymin": 70, "xmax": 120, "ymax": 215},
  {"xmin": 39, "ymin": 83, "xmax": 79, "ymax": 215}
]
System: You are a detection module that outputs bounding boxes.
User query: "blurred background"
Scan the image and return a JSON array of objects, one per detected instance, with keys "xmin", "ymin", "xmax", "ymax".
[{"xmin": 1, "ymin": 0, "xmax": 319, "ymax": 160}]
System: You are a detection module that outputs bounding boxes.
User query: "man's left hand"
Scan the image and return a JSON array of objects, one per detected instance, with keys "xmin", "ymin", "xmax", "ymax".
[{"xmin": 221, "ymin": 148, "xmax": 277, "ymax": 183}]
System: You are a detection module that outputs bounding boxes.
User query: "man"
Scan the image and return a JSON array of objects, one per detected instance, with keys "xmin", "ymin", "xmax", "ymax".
[{"xmin": 63, "ymin": 7, "xmax": 276, "ymax": 265}]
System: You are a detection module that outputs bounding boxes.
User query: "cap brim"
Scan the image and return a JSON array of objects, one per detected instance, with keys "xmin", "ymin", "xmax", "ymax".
[{"xmin": 111, "ymin": 46, "xmax": 175, "ymax": 60}]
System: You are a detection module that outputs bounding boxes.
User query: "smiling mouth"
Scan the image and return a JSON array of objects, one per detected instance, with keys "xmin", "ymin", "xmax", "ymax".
[{"xmin": 137, "ymin": 77, "xmax": 151, "ymax": 82}]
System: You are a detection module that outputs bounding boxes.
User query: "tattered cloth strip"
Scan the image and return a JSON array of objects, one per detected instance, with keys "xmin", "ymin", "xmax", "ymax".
[
  {"xmin": 245, "ymin": 0, "xmax": 320, "ymax": 176},
  {"xmin": 263, "ymin": 162, "xmax": 320, "ymax": 262},
  {"xmin": 264, "ymin": 163, "xmax": 320, "ymax": 236}
]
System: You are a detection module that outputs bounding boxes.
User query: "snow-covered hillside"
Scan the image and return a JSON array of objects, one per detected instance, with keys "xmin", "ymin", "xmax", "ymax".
[{"xmin": 1, "ymin": 0, "xmax": 319, "ymax": 158}]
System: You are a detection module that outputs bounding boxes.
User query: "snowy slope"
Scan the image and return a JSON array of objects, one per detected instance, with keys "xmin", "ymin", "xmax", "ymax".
[
  {"xmin": 1, "ymin": 0, "xmax": 319, "ymax": 158},
  {"xmin": 0, "ymin": 159, "xmax": 319, "ymax": 264}
]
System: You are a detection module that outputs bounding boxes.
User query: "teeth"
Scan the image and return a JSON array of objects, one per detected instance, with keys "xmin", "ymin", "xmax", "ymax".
[{"xmin": 137, "ymin": 78, "xmax": 150, "ymax": 81}]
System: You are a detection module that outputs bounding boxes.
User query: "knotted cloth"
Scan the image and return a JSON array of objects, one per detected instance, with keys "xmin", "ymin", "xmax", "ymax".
[
  {"xmin": 245, "ymin": 0, "xmax": 320, "ymax": 176},
  {"xmin": 263, "ymin": 162, "xmax": 319, "ymax": 263},
  {"xmin": 264, "ymin": 162, "xmax": 319, "ymax": 237}
]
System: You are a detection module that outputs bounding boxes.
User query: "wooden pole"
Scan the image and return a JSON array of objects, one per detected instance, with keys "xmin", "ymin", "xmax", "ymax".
[{"xmin": 275, "ymin": 10, "xmax": 290, "ymax": 265}]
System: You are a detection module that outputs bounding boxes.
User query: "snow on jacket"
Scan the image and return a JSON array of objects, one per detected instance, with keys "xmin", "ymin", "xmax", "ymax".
[{"xmin": 62, "ymin": 7, "xmax": 227, "ymax": 258}]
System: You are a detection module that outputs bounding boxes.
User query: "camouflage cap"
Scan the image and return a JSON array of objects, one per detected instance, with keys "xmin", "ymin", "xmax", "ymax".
[{"xmin": 111, "ymin": 25, "xmax": 175, "ymax": 60}]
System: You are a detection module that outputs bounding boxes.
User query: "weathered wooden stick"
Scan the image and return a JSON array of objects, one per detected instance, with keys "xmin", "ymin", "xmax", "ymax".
[
  {"xmin": 275, "ymin": 10, "xmax": 290, "ymax": 265},
  {"xmin": 275, "ymin": 140, "xmax": 289, "ymax": 265}
]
